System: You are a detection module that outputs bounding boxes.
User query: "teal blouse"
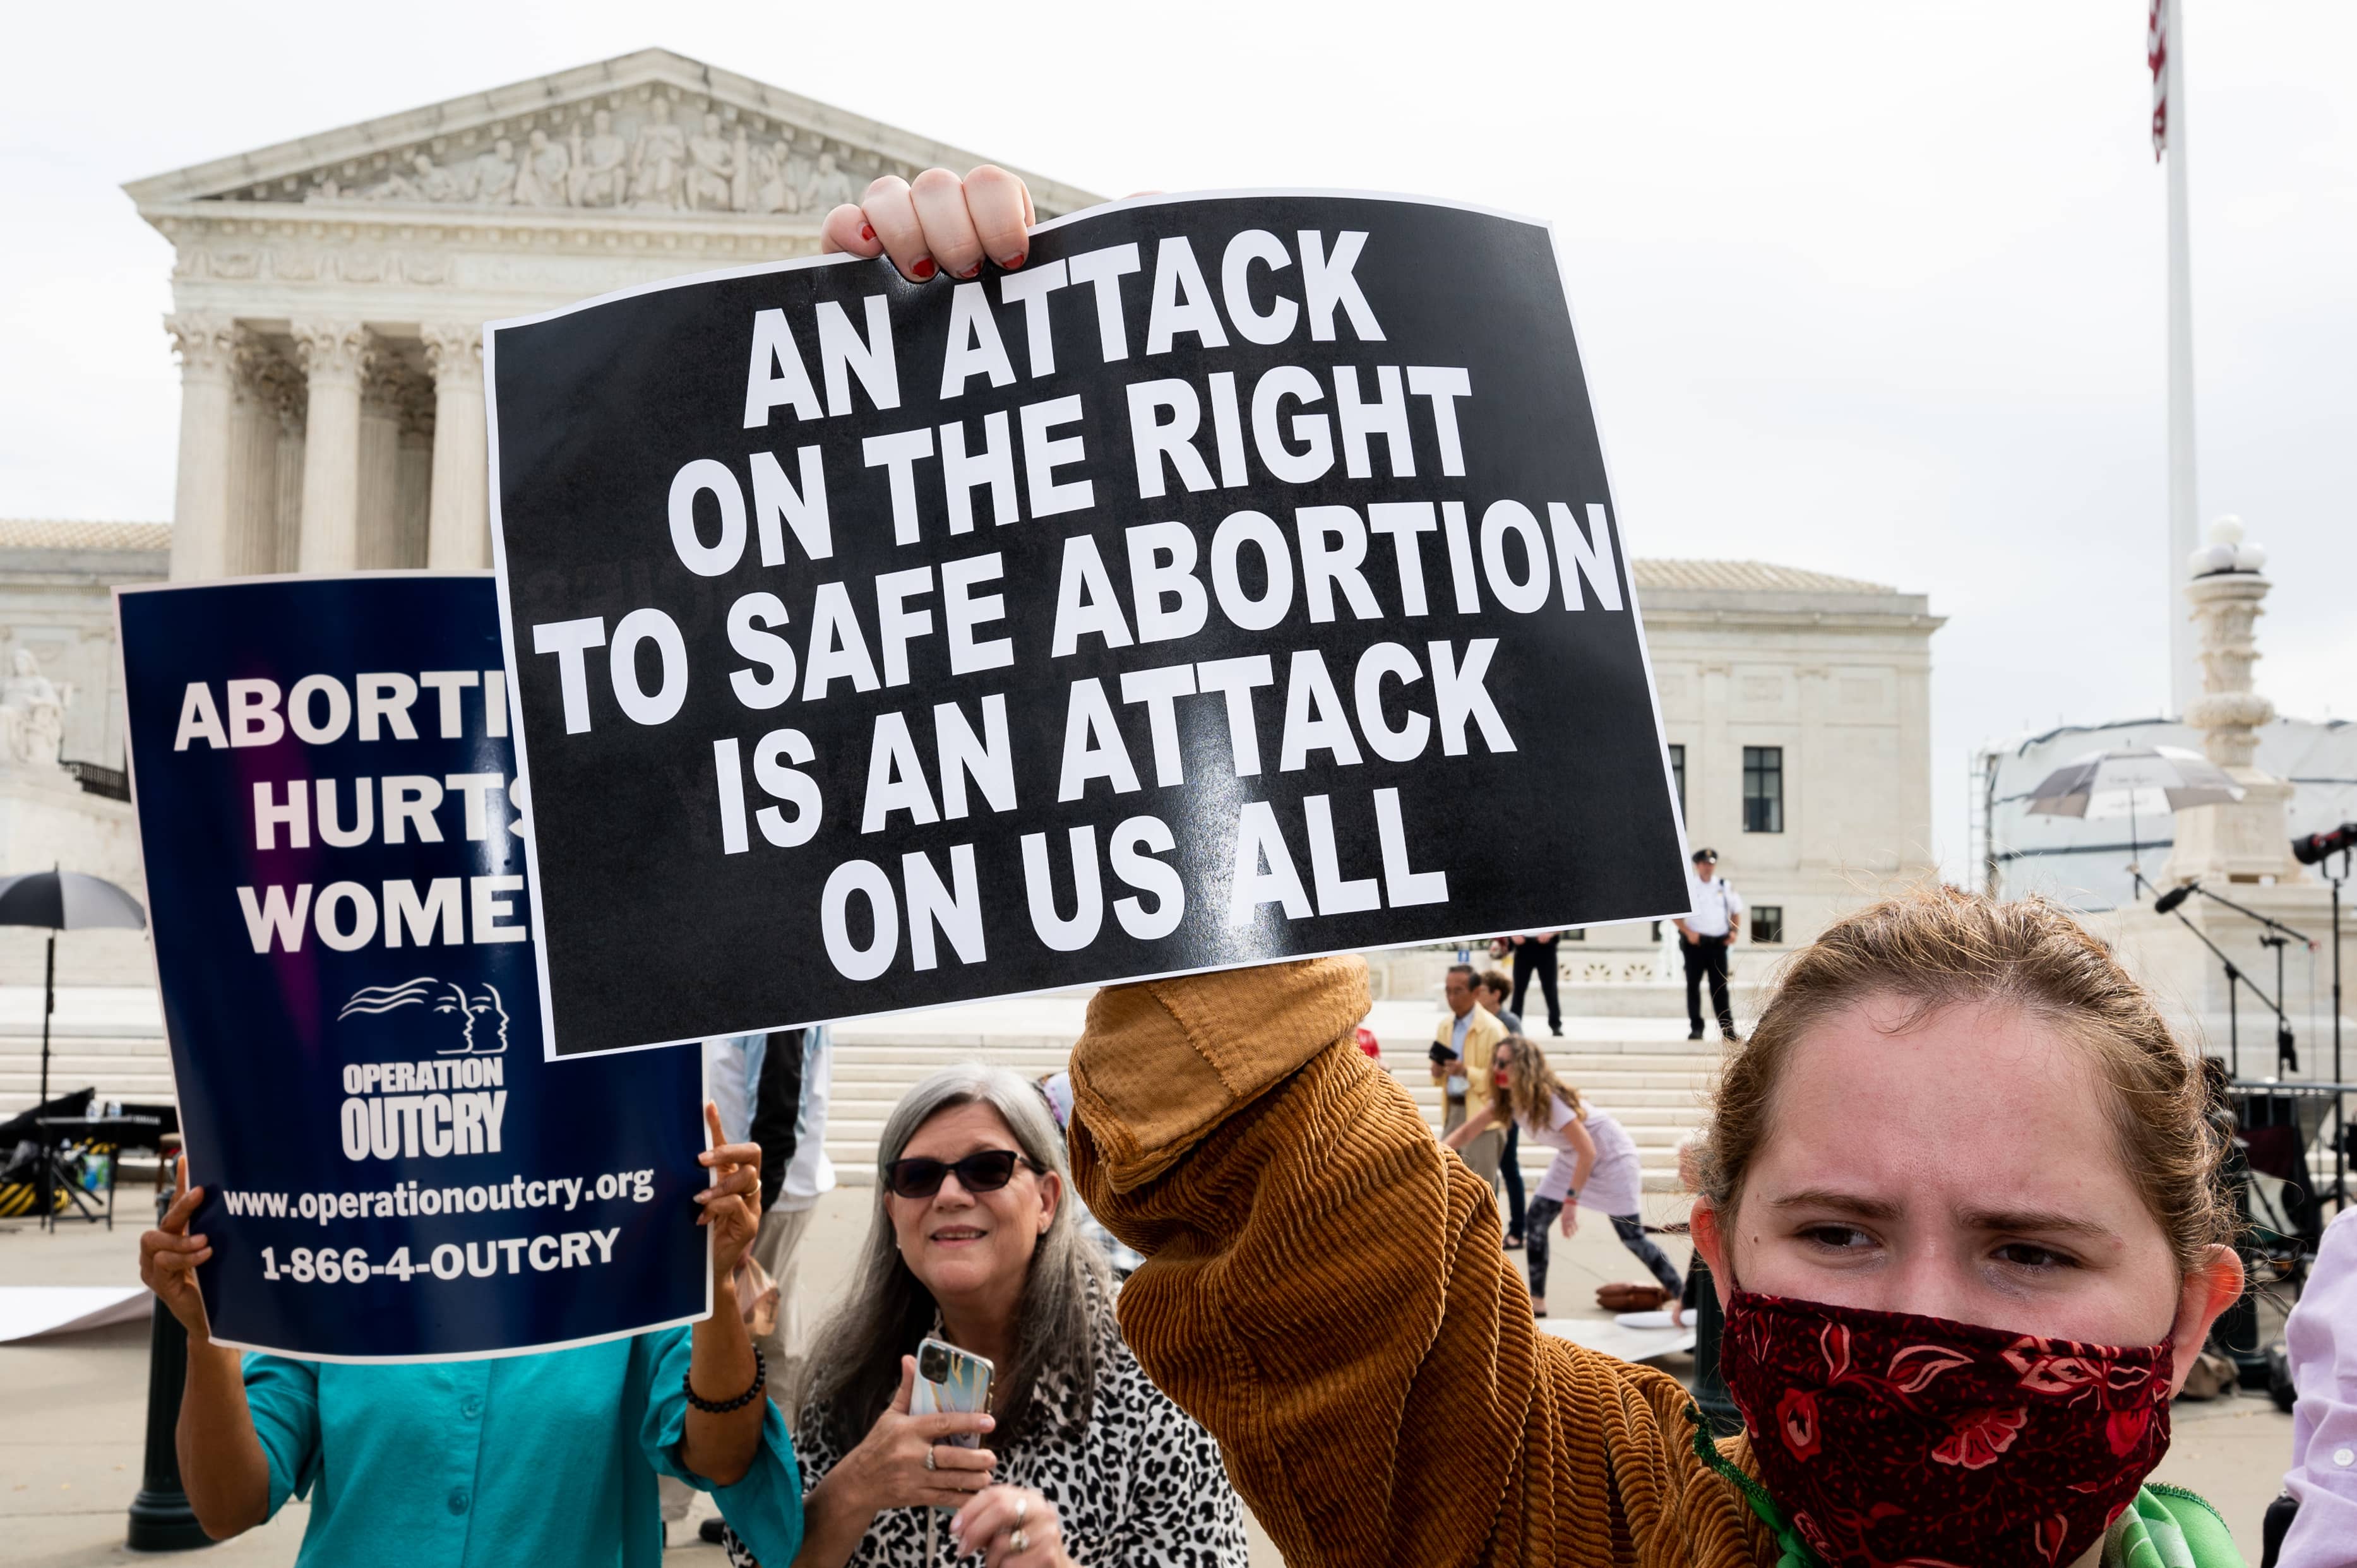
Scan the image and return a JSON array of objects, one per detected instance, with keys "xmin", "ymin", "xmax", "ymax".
[{"xmin": 242, "ymin": 1327, "xmax": 802, "ymax": 1568}]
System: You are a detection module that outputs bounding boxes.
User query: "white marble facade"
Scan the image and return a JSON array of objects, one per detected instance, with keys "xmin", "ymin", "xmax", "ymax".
[
  {"xmin": 1602, "ymin": 561, "xmax": 1944, "ymax": 957},
  {"xmin": 129, "ymin": 48, "xmax": 1101, "ymax": 584}
]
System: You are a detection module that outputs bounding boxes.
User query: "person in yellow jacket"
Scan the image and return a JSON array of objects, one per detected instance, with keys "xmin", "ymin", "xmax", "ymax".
[
  {"xmin": 821, "ymin": 165, "xmax": 2252, "ymax": 1568},
  {"xmin": 1432, "ymin": 963, "xmax": 1509, "ymax": 1195}
]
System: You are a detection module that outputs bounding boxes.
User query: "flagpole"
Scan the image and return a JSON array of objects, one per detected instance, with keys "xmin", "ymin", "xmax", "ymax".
[{"xmin": 2163, "ymin": 0, "xmax": 2200, "ymax": 716}]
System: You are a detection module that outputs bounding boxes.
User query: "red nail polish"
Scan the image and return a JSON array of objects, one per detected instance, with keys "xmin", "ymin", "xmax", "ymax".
[
  {"xmin": 911, "ymin": 257, "xmax": 936, "ymax": 280},
  {"xmin": 1000, "ymin": 251, "xmax": 1027, "ymax": 270},
  {"xmin": 955, "ymin": 263, "xmax": 982, "ymax": 280},
  {"xmin": 859, "ymin": 223, "xmax": 874, "ymax": 242}
]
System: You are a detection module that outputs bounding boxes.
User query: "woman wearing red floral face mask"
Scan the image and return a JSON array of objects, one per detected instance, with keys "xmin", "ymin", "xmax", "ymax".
[{"xmin": 1056, "ymin": 882, "xmax": 2248, "ymax": 1566}]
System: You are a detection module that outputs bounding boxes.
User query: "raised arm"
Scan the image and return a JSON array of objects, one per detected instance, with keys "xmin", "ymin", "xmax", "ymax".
[
  {"xmin": 1070, "ymin": 958, "xmax": 1714, "ymax": 1567},
  {"xmin": 140, "ymin": 1167, "xmax": 274, "ymax": 1539},
  {"xmin": 1443, "ymin": 1102, "xmax": 1499, "ymax": 1151}
]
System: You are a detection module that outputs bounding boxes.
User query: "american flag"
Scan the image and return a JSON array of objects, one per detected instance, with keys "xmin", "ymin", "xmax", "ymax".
[{"xmin": 2149, "ymin": 0, "xmax": 2169, "ymax": 159}]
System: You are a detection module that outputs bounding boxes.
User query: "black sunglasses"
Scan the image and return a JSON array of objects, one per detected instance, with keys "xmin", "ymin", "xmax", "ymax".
[{"xmin": 885, "ymin": 1148, "xmax": 1033, "ymax": 1201}]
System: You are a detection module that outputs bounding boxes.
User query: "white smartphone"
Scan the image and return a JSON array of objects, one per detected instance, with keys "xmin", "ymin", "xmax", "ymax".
[{"xmin": 913, "ymin": 1336, "xmax": 994, "ymax": 1447}]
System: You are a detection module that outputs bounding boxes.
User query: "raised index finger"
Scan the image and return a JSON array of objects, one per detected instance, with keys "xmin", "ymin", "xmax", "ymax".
[{"xmin": 159, "ymin": 1182, "xmax": 204, "ymax": 1235}]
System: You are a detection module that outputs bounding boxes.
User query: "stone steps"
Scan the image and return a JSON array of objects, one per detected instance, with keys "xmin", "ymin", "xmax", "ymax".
[
  {"xmin": 0, "ymin": 1018, "xmax": 176, "ymax": 1116},
  {"xmin": 822, "ymin": 1030, "xmax": 1722, "ymax": 1189}
]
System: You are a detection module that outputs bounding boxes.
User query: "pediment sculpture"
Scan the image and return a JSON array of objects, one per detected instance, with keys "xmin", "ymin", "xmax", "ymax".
[{"xmin": 290, "ymin": 92, "xmax": 884, "ymax": 218}]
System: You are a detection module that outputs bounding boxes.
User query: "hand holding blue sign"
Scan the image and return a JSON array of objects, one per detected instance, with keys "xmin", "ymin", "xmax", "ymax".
[
  {"xmin": 140, "ymin": 1157, "xmax": 214, "ymax": 1342},
  {"xmin": 695, "ymin": 1100, "xmax": 764, "ymax": 1283}
]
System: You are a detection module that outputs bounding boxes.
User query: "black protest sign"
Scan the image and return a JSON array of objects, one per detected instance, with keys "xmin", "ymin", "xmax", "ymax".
[{"xmin": 489, "ymin": 192, "xmax": 1689, "ymax": 1059}]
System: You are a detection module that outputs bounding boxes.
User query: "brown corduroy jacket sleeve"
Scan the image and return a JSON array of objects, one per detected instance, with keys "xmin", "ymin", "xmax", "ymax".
[{"xmin": 1069, "ymin": 957, "xmax": 1766, "ymax": 1568}]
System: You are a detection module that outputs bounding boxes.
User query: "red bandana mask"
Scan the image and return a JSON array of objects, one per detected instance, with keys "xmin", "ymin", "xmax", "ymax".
[{"xmin": 1718, "ymin": 1291, "xmax": 2173, "ymax": 1568}]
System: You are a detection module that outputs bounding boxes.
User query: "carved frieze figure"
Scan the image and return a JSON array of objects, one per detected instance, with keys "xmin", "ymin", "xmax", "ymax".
[
  {"xmin": 569, "ymin": 109, "xmax": 629, "ymax": 208},
  {"xmin": 0, "ymin": 648, "xmax": 68, "ymax": 771},
  {"xmin": 370, "ymin": 151, "xmax": 466, "ymax": 204},
  {"xmin": 685, "ymin": 111, "xmax": 737, "ymax": 211},
  {"xmin": 631, "ymin": 98, "xmax": 688, "ymax": 208},
  {"xmin": 746, "ymin": 135, "xmax": 801, "ymax": 214},
  {"xmin": 513, "ymin": 129, "xmax": 571, "ymax": 206},
  {"xmin": 474, "ymin": 138, "xmax": 519, "ymax": 205},
  {"xmin": 801, "ymin": 150, "xmax": 856, "ymax": 214}
]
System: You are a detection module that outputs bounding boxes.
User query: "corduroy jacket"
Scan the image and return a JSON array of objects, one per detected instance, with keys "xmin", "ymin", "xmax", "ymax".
[{"xmin": 1070, "ymin": 955, "xmax": 1774, "ymax": 1567}]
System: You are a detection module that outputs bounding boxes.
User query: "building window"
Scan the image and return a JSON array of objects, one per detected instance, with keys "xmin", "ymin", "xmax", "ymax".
[
  {"xmin": 1668, "ymin": 744, "xmax": 1686, "ymax": 819},
  {"xmin": 1563, "ymin": 928, "xmax": 1585, "ymax": 941},
  {"xmin": 1650, "ymin": 920, "xmax": 1662, "ymax": 943},
  {"xmin": 1743, "ymin": 745, "xmax": 1784, "ymax": 833},
  {"xmin": 1752, "ymin": 905, "xmax": 1784, "ymax": 944}
]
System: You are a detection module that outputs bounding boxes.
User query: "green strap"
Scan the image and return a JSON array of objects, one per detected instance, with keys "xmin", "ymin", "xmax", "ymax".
[
  {"xmin": 2103, "ymin": 1485, "xmax": 2247, "ymax": 1568},
  {"xmin": 1685, "ymin": 1405, "xmax": 1823, "ymax": 1568}
]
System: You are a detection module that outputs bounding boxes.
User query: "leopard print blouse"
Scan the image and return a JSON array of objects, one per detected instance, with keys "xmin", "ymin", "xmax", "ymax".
[{"xmin": 725, "ymin": 1285, "xmax": 1248, "ymax": 1567}]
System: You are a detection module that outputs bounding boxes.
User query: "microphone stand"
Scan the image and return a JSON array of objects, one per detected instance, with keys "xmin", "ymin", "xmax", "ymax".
[
  {"xmin": 2178, "ymin": 881, "xmax": 2312, "ymax": 1077},
  {"xmin": 2135, "ymin": 872, "xmax": 2301, "ymax": 1079}
]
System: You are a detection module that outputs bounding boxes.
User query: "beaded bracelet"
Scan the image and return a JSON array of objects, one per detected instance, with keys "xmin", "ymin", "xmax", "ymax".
[{"xmin": 683, "ymin": 1346, "xmax": 766, "ymax": 1414}]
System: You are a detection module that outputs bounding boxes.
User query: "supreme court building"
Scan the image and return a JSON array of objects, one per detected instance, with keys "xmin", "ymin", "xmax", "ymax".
[{"xmin": 0, "ymin": 49, "xmax": 1942, "ymax": 999}]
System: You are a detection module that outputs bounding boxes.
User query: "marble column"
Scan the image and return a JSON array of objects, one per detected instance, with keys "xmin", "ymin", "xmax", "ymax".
[
  {"xmin": 422, "ymin": 324, "xmax": 488, "ymax": 569},
  {"xmin": 2161, "ymin": 518, "xmax": 2305, "ymax": 885},
  {"xmin": 291, "ymin": 321, "xmax": 373, "ymax": 573},
  {"xmin": 225, "ymin": 347, "xmax": 299, "ymax": 577},
  {"xmin": 356, "ymin": 377, "xmax": 402, "ymax": 569},
  {"xmin": 272, "ymin": 407, "xmax": 306, "ymax": 575},
  {"xmin": 165, "ymin": 313, "xmax": 241, "ymax": 582},
  {"xmin": 395, "ymin": 425, "xmax": 434, "ymax": 568}
]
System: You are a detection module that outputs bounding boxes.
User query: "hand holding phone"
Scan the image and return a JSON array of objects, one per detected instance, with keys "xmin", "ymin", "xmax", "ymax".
[{"xmin": 913, "ymin": 1337, "xmax": 994, "ymax": 1448}]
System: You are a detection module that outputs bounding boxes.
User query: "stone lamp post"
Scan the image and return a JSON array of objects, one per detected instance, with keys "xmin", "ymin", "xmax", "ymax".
[{"xmin": 2161, "ymin": 517, "xmax": 2310, "ymax": 888}]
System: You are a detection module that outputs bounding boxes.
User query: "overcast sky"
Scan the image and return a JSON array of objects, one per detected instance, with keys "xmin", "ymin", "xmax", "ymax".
[{"xmin": 4, "ymin": 1, "xmax": 2349, "ymax": 882}]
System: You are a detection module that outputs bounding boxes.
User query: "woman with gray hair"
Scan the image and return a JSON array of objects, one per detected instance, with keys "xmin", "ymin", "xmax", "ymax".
[{"xmin": 727, "ymin": 1062, "xmax": 1246, "ymax": 1568}]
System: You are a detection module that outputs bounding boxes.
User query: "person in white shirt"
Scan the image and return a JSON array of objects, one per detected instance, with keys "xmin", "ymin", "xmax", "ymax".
[{"xmin": 1673, "ymin": 848, "xmax": 1743, "ymax": 1042}]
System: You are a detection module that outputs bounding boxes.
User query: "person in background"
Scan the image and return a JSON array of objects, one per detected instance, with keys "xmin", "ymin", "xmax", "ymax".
[
  {"xmin": 1505, "ymin": 930, "xmax": 1565, "ymax": 1036},
  {"xmin": 1431, "ymin": 963, "xmax": 1507, "ymax": 1198},
  {"xmin": 2277, "ymin": 1204, "xmax": 2357, "ymax": 1566},
  {"xmin": 749, "ymin": 1026, "xmax": 836, "ymax": 1398},
  {"xmin": 1675, "ymin": 848, "xmax": 1743, "ymax": 1042},
  {"xmin": 1037, "ymin": 1069, "xmax": 1143, "ymax": 1279},
  {"xmin": 1476, "ymin": 970, "xmax": 1529, "ymax": 1250},
  {"xmin": 138, "ymin": 1107, "xmax": 802, "ymax": 1567},
  {"xmin": 748, "ymin": 1063, "xmax": 1244, "ymax": 1568},
  {"xmin": 1445, "ymin": 1036, "xmax": 1680, "ymax": 1316}
]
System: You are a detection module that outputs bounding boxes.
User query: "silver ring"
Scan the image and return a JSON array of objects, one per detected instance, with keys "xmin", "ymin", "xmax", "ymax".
[
  {"xmin": 923, "ymin": 1445, "xmax": 937, "ymax": 1472},
  {"xmin": 1010, "ymin": 1528, "xmax": 1030, "ymax": 1553},
  {"xmin": 1015, "ymin": 1495, "xmax": 1029, "ymax": 1524}
]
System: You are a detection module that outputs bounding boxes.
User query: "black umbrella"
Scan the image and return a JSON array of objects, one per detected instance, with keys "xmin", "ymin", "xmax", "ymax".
[{"xmin": 0, "ymin": 870, "xmax": 147, "ymax": 1108}]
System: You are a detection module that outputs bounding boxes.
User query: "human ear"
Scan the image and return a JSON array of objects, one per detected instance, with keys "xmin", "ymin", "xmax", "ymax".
[
  {"xmin": 1036, "ymin": 1169, "xmax": 1061, "ymax": 1233},
  {"xmin": 2162, "ymin": 1243, "xmax": 2245, "ymax": 1394},
  {"xmin": 1690, "ymin": 1200, "xmax": 1734, "ymax": 1309}
]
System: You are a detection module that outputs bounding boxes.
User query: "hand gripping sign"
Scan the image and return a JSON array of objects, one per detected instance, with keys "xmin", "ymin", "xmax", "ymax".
[
  {"xmin": 117, "ymin": 574, "xmax": 708, "ymax": 1360},
  {"xmin": 489, "ymin": 191, "xmax": 1693, "ymax": 1059}
]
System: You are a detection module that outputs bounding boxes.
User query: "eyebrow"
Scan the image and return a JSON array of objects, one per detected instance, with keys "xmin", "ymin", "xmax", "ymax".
[
  {"xmin": 1766, "ymin": 1190, "xmax": 2118, "ymax": 1242},
  {"xmin": 1766, "ymin": 1189, "xmax": 1902, "ymax": 1221},
  {"xmin": 1957, "ymin": 1208, "xmax": 2118, "ymax": 1242}
]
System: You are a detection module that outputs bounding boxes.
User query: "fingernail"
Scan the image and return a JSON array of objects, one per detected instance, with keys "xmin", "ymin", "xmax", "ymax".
[
  {"xmin": 954, "ymin": 262, "xmax": 981, "ymax": 280},
  {"xmin": 981, "ymin": 1414, "xmax": 996, "ymax": 1430},
  {"xmin": 910, "ymin": 257, "xmax": 936, "ymax": 280},
  {"xmin": 999, "ymin": 251, "xmax": 1026, "ymax": 270},
  {"xmin": 859, "ymin": 223, "xmax": 874, "ymax": 242}
]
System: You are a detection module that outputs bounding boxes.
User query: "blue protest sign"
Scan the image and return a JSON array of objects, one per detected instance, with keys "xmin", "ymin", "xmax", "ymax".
[{"xmin": 117, "ymin": 574, "xmax": 710, "ymax": 1361}]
